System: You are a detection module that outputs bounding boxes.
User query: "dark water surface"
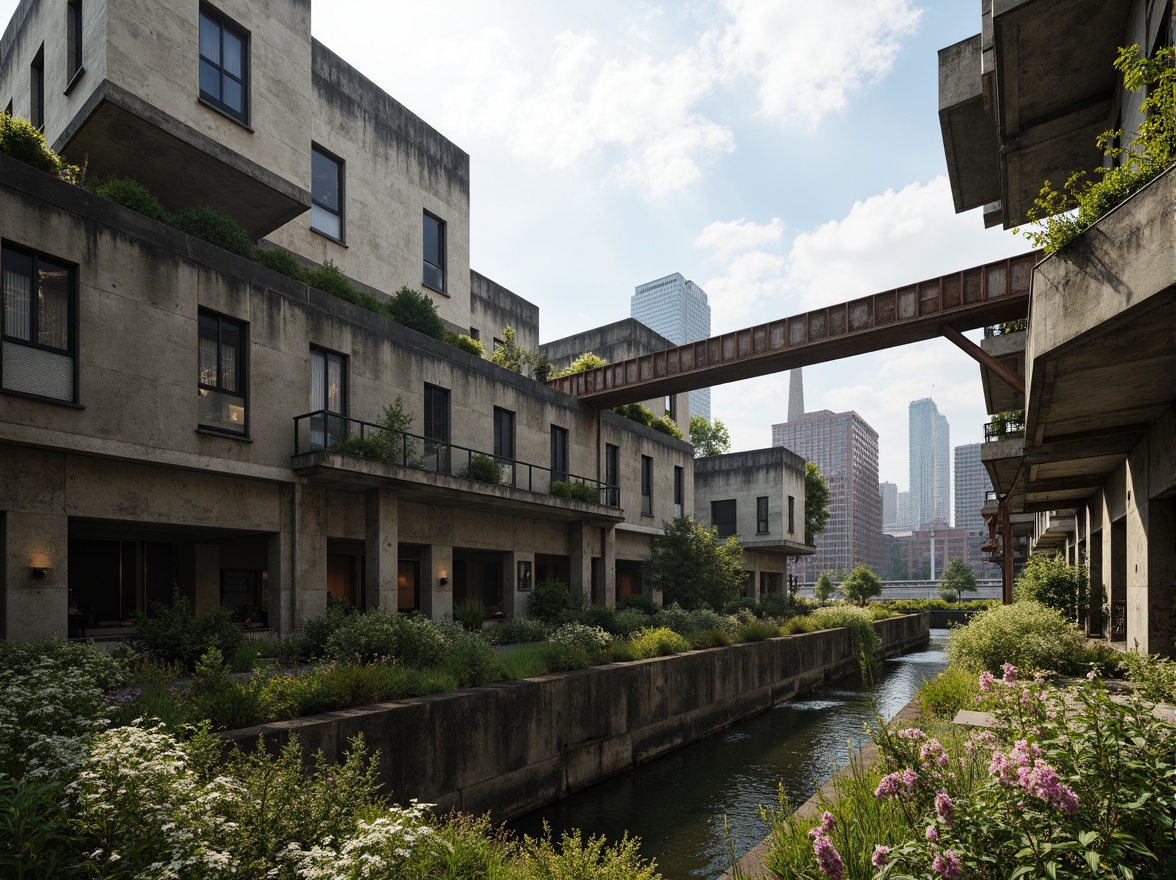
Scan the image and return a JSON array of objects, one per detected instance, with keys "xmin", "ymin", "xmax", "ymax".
[{"xmin": 509, "ymin": 630, "xmax": 949, "ymax": 879}]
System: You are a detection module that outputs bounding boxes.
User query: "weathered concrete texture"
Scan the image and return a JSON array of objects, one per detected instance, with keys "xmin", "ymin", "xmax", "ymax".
[{"xmin": 219, "ymin": 614, "xmax": 929, "ymax": 821}]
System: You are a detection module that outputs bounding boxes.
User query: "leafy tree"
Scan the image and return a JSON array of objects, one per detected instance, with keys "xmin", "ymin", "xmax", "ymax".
[
  {"xmin": 1014, "ymin": 554, "xmax": 1089, "ymax": 626},
  {"xmin": 939, "ymin": 557, "xmax": 978, "ymax": 603},
  {"xmin": 555, "ymin": 352, "xmax": 606, "ymax": 378},
  {"xmin": 804, "ymin": 462, "xmax": 830, "ymax": 545},
  {"xmin": 813, "ymin": 571, "xmax": 836, "ymax": 604},
  {"xmin": 491, "ymin": 325, "xmax": 545, "ymax": 375},
  {"xmin": 840, "ymin": 564, "xmax": 883, "ymax": 606},
  {"xmin": 387, "ymin": 286, "xmax": 445, "ymax": 340},
  {"xmin": 689, "ymin": 416, "xmax": 731, "ymax": 457},
  {"xmin": 646, "ymin": 516, "xmax": 745, "ymax": 612}
]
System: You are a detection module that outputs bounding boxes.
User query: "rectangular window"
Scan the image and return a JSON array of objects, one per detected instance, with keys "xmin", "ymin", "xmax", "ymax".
[
  {"xmin": 30, "ymin": 45, "xmax": 44, "ymax": 129},
  {"xmin": 550, "ymin": 425, "xmax": 569, "ymax": 484},
  {"xmin": 309, "ymin": 347, "xmax": 346, "ymax": 449},
  {"xmin": 197, "ymin": 310, "xmax": 247, "ymax": 434},
  {"xmin": 493, "ymin": 407, "xmax": 515, "ymax": 461},
  {"xmin": 422, "ymin": 212, "xmax": 445, "ymax": 292},
  {"xmin": 1, "ymin": 244, "xmax": 75, "ymax": 402},
  {"xmin": 311, "ymin": 145, "xmax": 344, "ymax": 241},
  {"xmin": 640, "ymin": 456, "xmax": 653, "ymax": 516},
  {"xmin": 674, "ymin": 465, "xmax": 684, "ymax": 517},
  {"xmin": 712, "ymin": 500, "xmax": 737, "ymax": 538},
  {"xmin": 605, "ymin": 443, "xmax": 619, "ymax": 507},
  {"xmin": 198, "ymin": 6, "xmax": 248, "ymax": 123},
  {"xmin": 67, "ymin": 0, "xmax": 83, "ymax": 83},
  {"xmin": 423, "ymin": 383, "xmax": 450, "ymax": 473},
  {"xmin": 788, "ymin": 495, "xmax": 796, "ymax": 534},
  {"xmin": 757, "ymin": 496, "xmax": 769, "ymax": 534}
]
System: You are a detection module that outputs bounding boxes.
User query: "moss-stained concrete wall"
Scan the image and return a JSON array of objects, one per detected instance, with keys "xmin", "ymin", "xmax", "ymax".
[{"xmin": 220, "ymin": 614, "xmax": 929, "ymax": 820}]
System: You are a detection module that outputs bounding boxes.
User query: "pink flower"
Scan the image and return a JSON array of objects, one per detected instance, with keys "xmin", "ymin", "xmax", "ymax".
[
  {"xmin": 1087, "ymin": 670, "xmax": 1097, "ymax": 681},
  {"xmin": 935, "ymin": 790, "xmax": 955, "ymax": 826},
  {"xmin": 897, "ymin": 727, "xmax": 927, "ymax": 740},
  {"xmin": 808, "ymin": 811, "xmax": 836, "ymax": 838},
  {"xmin": 812, "ymin": 833, "xmax": 844, "ymax": 880},
  {"xmin": 1002, "ymin": 662, "xmax": 1018, "ymax": 684},
  {"xmin": 871, "ymin": 845, "xmax": 890, "ymax": 867},
  {"xmin": 920, "ymin": 738, "xmax": 950, "ymax": 766},
  {"xmin": 979, "ymin": 671, "xmax": 994, "ymax": 692},
  {"xmin": 925, "ymin": 825, "xmax": 938, "ymax": 841},
  {"xmin": 932, "ymin": 849, "xmax": 962, "ymax": 879},
  {"xmin": 876, "ymin": 769, "xmax": 917, "ymax": 800},
  {"xmin": 901, "ymin": 768, "xmax": 919, "ymax": 789}
]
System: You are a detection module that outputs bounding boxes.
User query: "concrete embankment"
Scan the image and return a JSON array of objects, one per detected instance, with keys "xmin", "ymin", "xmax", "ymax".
[{"xmin": 220, "ymin": 613, "xmax": 929, "ymax": 821}]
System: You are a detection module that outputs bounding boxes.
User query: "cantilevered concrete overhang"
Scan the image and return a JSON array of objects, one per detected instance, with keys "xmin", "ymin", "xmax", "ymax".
[
  {"xmin": 1023, "ymin": 163, "xmax": 1176, "ymax": 511},
  {"xmin": 739, "ymin": 537, "xmax": 815, "ymax": 558},
  {"xmin": 990, "ymin": 0, "xmax": 1129, "ymax": 227},
  {"xmin": 291, "ymin": 450, "xmax": 626, "ymax": 526},
  {"xmin": 982, "ymin": 434, "xmax": 1027, "ymax": 512},
  {"xmin": 939, "ymin": 34, "xmax": 1001, "ymax": 215},
  {"xmin": 980, "ymin": 328, "xmax": 1027, "ymax": 414},
  {"xmin": 53, "ymin": 81, "xmax": 311, "ymax": 240}
]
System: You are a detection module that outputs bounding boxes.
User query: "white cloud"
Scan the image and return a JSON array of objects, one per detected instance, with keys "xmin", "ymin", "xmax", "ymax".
[{"xmin": 694, "ymin": 217, "xmax": 785, "ymax": 257}]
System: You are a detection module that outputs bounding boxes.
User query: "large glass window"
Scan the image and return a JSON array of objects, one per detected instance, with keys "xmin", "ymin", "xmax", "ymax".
[
  {"xmin": 424, "ymin": 383, "xmax": 450, "ymax": 472},
  {"xmin": 493, "ymin": 407, "xmax": 515, "ymax": 461},
  {"xmin": 550, "ymin": 425, "xmax": 568, "ymax": 484},
  {"xmin": 640, "ymin": 456, "xmax": 653, "ymax": 516},
  {"xmin": 67, "ymin": 1, "xmax": 83, "ymax": 83},
  {"xmin": 311, "ymin": 146, "xmax": 343, "ymax": 240},
  {"xmin": 422, "ymin": 212, "xmax": 445, "ymax": 292},
  {"xmin": 788, "ymin": 495, "xmax": 796, "ymax": 534},
  {"xmin": 30, "ymin": 45, "xmax": 43, "ymax": 129},
  {"xmin": 757, "ymin": 496, "xmax": 769, "ymax": 534},
  {"xmin": 1, "ymin": 244, "xmax": 75, "ymax": 402},
  {"xmin": 674, "ymin": 465, "xmax": 684, "ymax": 517},
  {"xmin": 605, "ymin": 443, "xmax": 619, "ymax": 507},
  {"xmin": 199, "ymin": 7, "xmax": 248, "ymax": 122},
  {"xmin": 712, "ymin": 500, "xmax": 737, "ymax": 538},
  {"xmin": 198, "ymin": 310, "xmax": 247, "ymax": 434},
  {"xmin": 309, "ymin": 347, "xmax": 346, "ymax": 448}
]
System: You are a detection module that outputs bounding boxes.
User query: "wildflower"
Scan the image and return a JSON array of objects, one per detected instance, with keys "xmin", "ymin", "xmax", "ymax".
[
  {"xmin": 1002, "ymin": 662, "xmax": 1018, "ymax": 684},
  {"xmin": 935, "ymin": 790, "xmax": 955, "ymax": 826},
  {"xmin": 812, "ymin": 833, "xmax": 844, "ymax": 880},
  {"xmin": 897, "ymin": 727, "xmax": 927, "ymax": 740},
  {"xmin": 901, "ymin": 768, "xmax": 918, "ymax": 789},
  {"xmin": 871, "ymin": 845, "xmax": 890, "ymax": 868},
  {"xmin": 920, "ymin": 738, "xmax": 950, "ymax": 766},
  {"xmin": 808, "ymin": 811, "xmax": 835, "ymax": 836},
  {"xmin": 932, "ymin": 849, "xmax": 962, "ymax": 879},
  {"xmin": 925, "ymin": 825, "xmax": 938, "ymax": 841},
  {"xmin": 1087, "ymin": 670, "xmax": 1097, "ymax": 681},
  {"xmin": 876, "ymin": 769, "xmax": 918, "ymax": 800},
  {"xmin": 979, "ymin": 671, "xmax": 994, "ymax": 692}
]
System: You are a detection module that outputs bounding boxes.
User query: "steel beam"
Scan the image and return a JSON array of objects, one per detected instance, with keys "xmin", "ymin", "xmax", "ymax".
[
  {"xmin": 548, "ymin": 252, "xmax": 1039, "ymax": 406},
  {"xmin": 941, "ymin": 325, "xmax": 1025, "ymax": 396}
]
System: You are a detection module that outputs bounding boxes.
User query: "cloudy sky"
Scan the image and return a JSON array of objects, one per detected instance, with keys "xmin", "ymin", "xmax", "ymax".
[{"xmin": 0, "ymin": 0, "xmax": 1033, "ymax": 496}]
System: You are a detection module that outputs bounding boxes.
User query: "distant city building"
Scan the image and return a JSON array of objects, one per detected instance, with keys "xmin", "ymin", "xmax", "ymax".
[
  {"xmin": 909, "ymin": 398, "xmax": 951, "ymax": 528},
  {"xmin": 772, "ymin": 402, "xmax": 883, "ymax": 580},
  {"xmin": 955, "ymin": 442, "xmax": 1000, "ymax": 579},
  {"xmin": 896, "ymin": 490, "xmax": 912, "ymax": 532},
  {"xmin": 880, "ymin": 481, "xmax": 898, "ymax": 530},
  {"xmin": 631, "ymin": 273, "xmax": 712, "ymax": 421},
  {"xmin": 889, "ymin": 525, "xmax": 971, "ymax": 581}
]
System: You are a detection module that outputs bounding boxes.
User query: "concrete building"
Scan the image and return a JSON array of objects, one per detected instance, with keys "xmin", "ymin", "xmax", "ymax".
[
  {"xmin": 896, "ymin": 490, "xmax": 913, "ymax": 533},
  {"xmin": 880, "ymin": 481, "xmax": 899, "ymax": 531},
  {"xmin": 955, "ymin": 442, "xmax": 999, "ymax": 579},
  {"xmin": 0, "ymin": 0, "xmax": 692, "ymax": 641},
  {"xmin": 693, "ymin": 448, "xmax": 812, "ymax": 599},
  {"xmin": 939, "ymin": 0, "xmax": 1176, "ymax": 650},
  {"xmin": 909, "ymin": 398, "xmax": 951, "ymax": 529},
  {"xmin": 771, "ymin": 409, "xmax": 883, "ymax": 580},
  {"xmin": 631, "ymin": 273, "xmax": 711, "ymax": 422}
]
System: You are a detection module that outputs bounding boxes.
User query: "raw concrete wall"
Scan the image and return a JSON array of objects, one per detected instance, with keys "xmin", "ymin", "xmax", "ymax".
[{"xmin": 220, "ymin": 614, "xmax": 929, "ymax": 821}]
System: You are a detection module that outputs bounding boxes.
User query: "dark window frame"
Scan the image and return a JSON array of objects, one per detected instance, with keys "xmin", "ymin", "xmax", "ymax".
[
  {"xmin": 423, "ymin": 383, "xmax": 451, "ymax": 443},
  {"xmin": 712, "ymin": 499, "xmax": 737, "ymax": 538},
  {"xmin": 605, "ymin": 443, "xmax": 619, "ymax": 507},
  {"xmin": 640, "ymin": 455, "xmax": 653, "ymax": 516},
  {"xmin": 1, "ymin": 242, "xmax": 78, "ymax": 404},
  {"xmin": 197, "ymin": 309, "xmax": 248, "ymax": 436},
  {"xmin": 66, "ymin": 0, "xmax": 84, "ymax": 87},
  {"xmin": 198, "ymin": 5, "xmax": 249, "ymax": 124},
  {"xmin": 673, "ymin": 465, "xmax": 684, "ymax": 517},
  {"xmin": 422, "ymin": 211, "xmax": 446, "ymax": 293},
  {"xmin": 756, "ymin": 496, "xmax": 769, "ymax": 534},
  {"xmin": 309, "ymin": 346, "xmax": 347, "ymax": 415},
  {"xmin": 550, "ymin": 425, "xmax": 569, "ymax": 483},
  {"xmin": 493, "ymin": 407, "xmax": 515, "ymax": 462},
  {"xmin": 788, "ymin": 495, "xmax": 796, "ymax": 534},
  {"xmin": 30, "ymin": 44, "xmax": 44, "ymax": 130},
  {"xmin": 310, "ymin": 144, "xmax": 345, "ymax": 242}
]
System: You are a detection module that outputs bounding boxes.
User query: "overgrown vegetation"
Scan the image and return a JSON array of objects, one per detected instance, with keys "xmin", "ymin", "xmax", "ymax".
[
  {"xmin": 645, "ymin": 516, "xmax": 745, "ymax": 611},
  {"xmin": 133, "ymin": 590, "xmax": 246, "ymax": 671},
  {"xmin": 938, "ymin": 557, "xmax": 977, "ymax": 604},
  {"xmin": 1013, "ymin": 553, "xmax": 1089, "ymax": 627},
  {"xmin": 460, "ymin": 453, "xmax": 504, "ymax": 484},
  {"xmin": 840, "ymin": 564, "xmax": 882, "ymax": 607},
  {"xmin": 550, "ymin": 479, "xmax": 602, "ymax": 502},
  {"xmin": 554, "ymin": 351, "xmax": 606, "ymax": 378},
  {"xmin": 804, "ymin": 462, "xmax": 830, "ymax": 545},
  {"xmin": 1021, "ymin": 44, "xmax": 1176, "ymax": 254},
  {"xmin": 612, "ymin": 402, "xmax": 683, "ymax": 439},
  {"xmin": 689, "ymin": 415, "xmax": 731, "ymax": 456}
]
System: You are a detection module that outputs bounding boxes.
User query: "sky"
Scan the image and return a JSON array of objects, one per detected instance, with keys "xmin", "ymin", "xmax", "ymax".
[{"xmin": 0, "ymin": 0, "xmax": 1033, "ymax": 496}]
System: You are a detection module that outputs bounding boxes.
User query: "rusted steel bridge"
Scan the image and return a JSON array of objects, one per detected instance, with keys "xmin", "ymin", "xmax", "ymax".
[{"xmin": 547, "ymin": 252, "xmax": 1038, "ymax": 405}]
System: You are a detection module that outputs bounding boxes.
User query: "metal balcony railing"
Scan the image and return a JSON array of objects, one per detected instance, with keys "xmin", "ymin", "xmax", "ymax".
[
  {"xmin": 983, "ymin": 411, "xmax": 1026, "ymax": 442},
  {"xmin": 983, "ymin": 318, "xmax": 1028, "ymax": 337},
  {"xmin": 293, "ymin": 410, "xmax": 619, "ymax": 507}
]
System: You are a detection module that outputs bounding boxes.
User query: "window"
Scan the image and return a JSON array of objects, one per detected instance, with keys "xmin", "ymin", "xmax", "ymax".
[
  {"xmin": 604, "ymin": 443, "xmax": 619, "ymax": 507},
  {"xmin": 423, "ymin": 383, "xmax": 450, "ymax": 471},
  {"xmin": 309, "ymin": 347, "xmax": 346, "ymax": 447},
  {"xmin": 788, "ymin": 495, "xmax": 796, "ymax": 534},
  {"xmin": 550, "ymin": 426, "xmax": 568, "ymax": 484},
  {"xmin": 757, "ymin": 496, "xmax": 769, "ymax": 534},
  {"xmin": 493, "ymin": 407, "xmax": 515, "ymax": 461},
  {"xmin": 67, "ymin": 1, "xmax": 83, "ymax": 84},
  {"xmin": 1, "ymin": 244, "xmax": 75, "ymax": 402},
  {"xmin": 712, "ymin": 500, "xmax": 737, "ymax": 538},
  {"xmin": 422, "ymin": 212, "xmax": 445, "ymax": 292},
  {"xmin": 198, "ymin": 311, "xmax": 247, "ymax": 434},
  {"xmin": 640, "ymin": 456, "xmax": 653, "ymax": 516},
  {"xmin": 310, "ymin": 146, "xmax": 343, "ymax": 241},
  {"xmin": 30, "ymin": 45, "xmax": 44, "ymax": 130},
  {"xmin": 665, "ymin": 394, "xmax": 676, "ymax": 421},
  {"xmin": 674, "ymin": 466, "xmax": 684, "ymax": 517},
  {"xmin": 198, "ymin": 7, "xmax": 248, "ymax": 123}
]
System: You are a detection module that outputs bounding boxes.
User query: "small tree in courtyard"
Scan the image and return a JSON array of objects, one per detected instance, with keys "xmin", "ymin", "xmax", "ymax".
[
  {"xmin": 804, "ymin": 462, "xmax": 830, "ymax": 545},
  {"xmin": 689, "ymin": 416, "xmax": 731, "ymax": 457},
  {"xmin": 813, "ymin": 571, "xmax": 836, "ymax": 604},
  {"xmin": 645, "ymin": 516, "xmax": 745, "ymax": 611},
  {"xmin": 939, "ymin": 557, "xmax": 977, "ymax": 603},
  {"xmin": 1014, "ymin": 553, "xmax": 1089, "ymax": 626},
  {"xmin": 840, "ymin": 564, "xmax": 883, "ymax": 606}
]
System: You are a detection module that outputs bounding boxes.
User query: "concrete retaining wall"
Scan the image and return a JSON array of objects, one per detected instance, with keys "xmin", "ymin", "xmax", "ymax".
[{"xmin": 220, "ymin": 613, "xmax": 929, "ymax": 820}]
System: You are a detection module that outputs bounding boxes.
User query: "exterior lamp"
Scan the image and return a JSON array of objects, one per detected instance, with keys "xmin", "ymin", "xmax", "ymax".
[
  {"xmin": 439, "ymin": 569, "xmax": 448, "ymax": 586},
  {"xmin": 28, "ymin": 552, "xmax": 52, "ymax": 579}
]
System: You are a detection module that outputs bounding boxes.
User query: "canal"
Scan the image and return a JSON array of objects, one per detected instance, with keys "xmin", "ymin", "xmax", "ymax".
[{"xmin": 510, "ymin": 630, "xmax": 949, "ymax": 879}]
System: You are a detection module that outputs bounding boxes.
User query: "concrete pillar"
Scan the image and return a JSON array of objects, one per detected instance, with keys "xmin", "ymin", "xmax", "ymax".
[
  {"xmin": 295, "ymin": 484, "xmax": 328, "ymax": 626},
  {"xmin": 569, "ymin": 521, "xmax": 593, "ymax": 605},
  {"xmin": 364, "ymin": 488, "xmax": 399, "ymax": 612},
  {"xmin": 1129, "ymin": 484, "xmax": 1175, "ymax": 656},
  {"xmin": 193, "ymin": 544, "xmax": 221, "ymax": 614},
  {"xmin": 420, "ymin": 543, "xmax": 453, "ymax": 621},
  {"xmin": 269, "ymin": 483, "xmax": 298, "ymax": 634},
  {"xmin": 598, "ymin": 525, "xmax": 616, "ymax": 609},
  {"xmin": 1088, "ymin": 529, "xmax": 1104, "ymax": 637},
  {"xmin": 2, "ymin": 511, "xmax": 69, "ymax": 641}
]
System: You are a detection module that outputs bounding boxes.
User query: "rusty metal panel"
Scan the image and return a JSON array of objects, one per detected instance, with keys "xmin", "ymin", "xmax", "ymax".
[
  {"xmin": 680, "ymin": 346, "xmax": 694, "ymax": 371},
  {"xmin": 770, "ymin": 321, "xmax": 787, "ymax": 348},
  {"xmin": 985, "ymin": 263, "xmax": 1007, "ymax": 299},
  {"xmin": 753, "ymin": 326, "xmax": 767, "ymax": 353},
  {"xmin": 737, "ymin": 331, "xmax": 752, "ymax": 357},
  {"xmin": 898, "ymin": 286, "xmax": 918, "ymax": 320},
  {"xmin": 626, "ymin": 360, "xmax": 638, "ymax": 383},
  {"xmin": 667, "ymin": 350, "xmax": 679, "ymax": 374},
  {"xmin": 808, "ymin": 312, "xmax": 827, "ymax": 341},
  {"xmin": 653, "ymin": 353, "xmax": 665, "ymax": 378},
  {"xmin": 1011, "ymin": 254, "xmax": 1034, "ymax": 294},
  {"xmin": 941, "ymin": 274, "xmax": 962, "ymax": 309},
  {"xmin": 918, "ymin": 281, "xmax": 940, "ymax": 316},
  {"xmin": 708, "ymin": 338, "xmax": 721, "ymax": 365},
  {"xmin": 640, "ymin": 356, "xmax": 653, "ymax": 381},
  {"xmin": 828, "ymin": 305, "xmax": 847, "ymax": 336},
  {"xmin": 720, "ymin": 334, "xmax": 735, "ymax": 361},
  {"xmin": 789, "ymin": 316, "xmax": 806, "ymax": 345},
  {"xmin": 849, "ymin": 298, "xmax": 873, "ymax": 331},
  {"xmin": 963, "ymin": 267, "xmax": 983, "ymax": 304},
  {"xmin": 875, "ymin": 293, "xmax": 896, "ymax": 325}
]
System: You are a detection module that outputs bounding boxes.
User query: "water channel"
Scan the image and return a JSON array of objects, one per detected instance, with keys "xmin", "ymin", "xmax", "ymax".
[{"xmin": 510, "ymin": 630, "xmax": 949, "ymax": 879}]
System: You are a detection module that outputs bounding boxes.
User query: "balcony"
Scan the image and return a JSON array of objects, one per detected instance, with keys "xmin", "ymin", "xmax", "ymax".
[
  {"xmin": 979, "ymin": 326, "xmax": 1026, "ymax": 414},
  {"xmin": 983, "ymin": 410, "xmax": 1025, "ymax": 443},
  {"xmin": 290, "ymin": 411, "xmax": 623, "ymax": 523}
]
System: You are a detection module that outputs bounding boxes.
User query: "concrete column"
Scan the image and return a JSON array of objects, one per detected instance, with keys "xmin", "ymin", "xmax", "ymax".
[
  {"xmin": 1129, "ymin": 486, "xmax": 1175, "ymax": 657},
  {"xmin": 364, "ymin": 488, "xmax": 399, "ymax": 612},
  {"xmin": 193, "ymin": 544, "xmax": 221, "ymax": 614},
  {"xmin": 598, "ymin": 525, "xmax": 616, "ymax": 609},
  {"xmin": 420, "ymin": 543, "xmax": 453, "ymax": 621},
  {"xmin": 294, "ymin": 484, "xmax": 328, "ymax": 626},
  {"xmin": 2, "ymin": 511, "xmax": 69, "ymax": 641},
  {"xmin": 569, "ymin": 521, "xmax": 593, "ymax": 605},
  {"xmin": 268, "ymin": 483, "xmax": 298, "ymax": 634},
  {"xmin": 1087, "ymin": 529, "xmax": 1104, "ymax": 637}
]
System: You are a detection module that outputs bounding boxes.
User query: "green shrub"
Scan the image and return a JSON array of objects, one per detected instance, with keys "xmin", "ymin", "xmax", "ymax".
[
  {"xmin": 628, "ymin": 626, "xmax": 690, "ymax": 659},
  {"xmin": 331, "ymin": 431, "xmax": 387, "ymax": 460},
  {"xmin": 947, "ymin": 600, "xmax": 1083, "ymax": 674},
  {"xmin": 554, "ymin": 351, "xmax": 606, "ymax": 378},
  {"xmin": 498, "ymin": 644, "xmax": 554, "ymax": 679},
  {"xmin": 620, "ymin": 593, "xmax": 658, "ymax": 615},
  {"xmin": 515, "ymin": 829, "xmax": 662, "ymax": 880},
  {"xmin": 1121, "ymin": 651, "xmax": 1176, "ymax": 702},
  {"xmin": 252, "ymin": 245, "xmax": 306, "ymax": 280},
  {"xmin": 445, "ymin": 332, "xmax": 485, "ymax": 357},
  {"xmin": 918, "ymin": 664, "xmax": 980, "ymax": 719},
  {"xmin": 0, "ymin": 113, "xmax": 62, "ymax": 175},
  {"xmin": 736, "ymin": 620, "xmax": 782, "ymax": 642},
  {"xmin": 611, "ymin": 607, "xmax": 651, "ymax": 637},
  {"xmin": 387, "ymin": 285, "xmax": 445, "ymax": 339},
  {"xmin": 550, "ymin": 622, "xmax": 613, "ymax": 656},
  {"xmin": 170, "ymin": 204, "xmax": 255, "ymax": 257},
  {"xmin": 689, "ymin": 628, "xmax": 732, "ymax": 649},
  {"xmin": 758, "ymin": 591, "xmax": 790, "ymax": 619},
  {"xmin": 603, "ymin": 640, "xmax": 638, "ymax": 663},
  {"xmin": 441, "ymin": 631, "xmax": 501, "ymax": 687},
  {"xmin": 324, "ymin": 610, "xmax": 452, "ymax": 666},
  {"xmin": 304, "ymin": 261, "xmax": 388, "ymax": 315},
  {"xmin": 575, "ymin": 604, "xmax": 619, "ymax": 633},
  {"xmin": 1014, "ymin": 554, "xmax": 1089, "ymax": 626},
  {"xmin": 650, "ymin": 414, "xmax": 683, "ymax": 439},
  {"xmin": 460, "ymin": 453, "xmax": 503, "ymax": 484},
  {"xmin": 808, "ymin": 605, "xmax": 879, "ymax": 669},
  {"xmin": 134, "ymin": 591, "xmax": 245, "ymax": 671},
  {"xmin": 453, "ymin": 598, "xmax": 486, "ymax": 632},
  {"xmin": 88, "ymin": 176, "xmax": 171, "ymax": 222},
  {"xmin": 300, "ymin": 602, "xmax": 357, "ymax": 660},
  {"xmin": 537, "ymin": 641, "xmax": 591, "ymax": 672},
  {"xmin": 550, "ymin": 480, "xmax": 601, "ymax": 503},
  {"xmin": 612, "ymin": 402, "xmax": 654, "ymax": 427},
  {"xmin": 486, "ymin": 617, "xmax": 548, "ymax": 645},
  {"xmin": 527, "ymin": 578, "xmax": 584, "ymax": 625},
  {"xmin": 0, "ymin": 778, "xmax": 81, "ymax": 879}
]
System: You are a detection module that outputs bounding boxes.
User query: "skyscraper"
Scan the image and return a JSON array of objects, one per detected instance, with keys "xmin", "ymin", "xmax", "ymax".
[
  {"xmin": 954, "ymin": 442, "xmax": 992, "ymax": 533},
  {"xmin": 880, "ymin": 481, "xmax": 898, "ymax": 530},
  {"xmin": 631, "ymin": 273, "xmax": 712, "ymax": 421},
  {"xmin": 909, "ymin": 398, "xmax": 950, "ymax": 528}
]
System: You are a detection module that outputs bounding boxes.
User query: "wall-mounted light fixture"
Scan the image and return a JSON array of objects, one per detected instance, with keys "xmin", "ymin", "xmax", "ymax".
[
  {"xmin": 439, "ymin": 569, "xmax": 449, "ymax": 586},
  {"xmin": 517, "ymin": 560, "xmax": 533, "ymax": 591},
  {"xmin": 28, "ymin": 552, "xmax": 52, "ymax": 580}
]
